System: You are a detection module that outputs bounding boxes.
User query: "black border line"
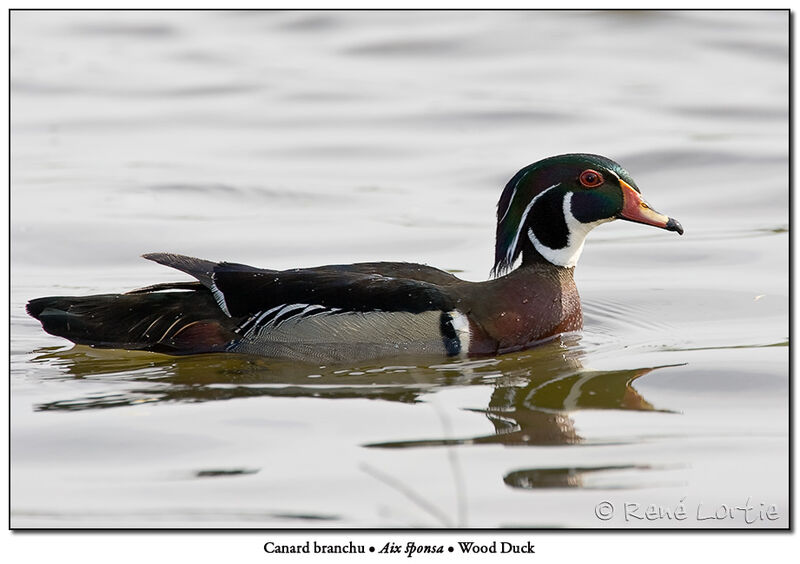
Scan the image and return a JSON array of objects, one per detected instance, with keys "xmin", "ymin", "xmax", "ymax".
[{"xmin": 7, "ymin": 7, "xmax": 793, "ymax": 534}]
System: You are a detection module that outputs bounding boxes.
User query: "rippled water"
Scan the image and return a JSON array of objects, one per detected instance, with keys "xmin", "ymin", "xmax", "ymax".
[{"xmin": 10, "ymin": 10, "xmax": 788, "ymax": 528}]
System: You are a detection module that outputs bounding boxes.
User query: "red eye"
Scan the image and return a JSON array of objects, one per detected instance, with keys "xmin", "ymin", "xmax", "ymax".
[{"xmin": 579, "ymin": 169, "xmax": 604, "ymax": 188}]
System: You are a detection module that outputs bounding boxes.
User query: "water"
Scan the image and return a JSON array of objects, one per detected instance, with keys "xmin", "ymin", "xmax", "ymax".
[{"xmin": 10, "ymin": 10, "xmax": 788, "ymax": 528}]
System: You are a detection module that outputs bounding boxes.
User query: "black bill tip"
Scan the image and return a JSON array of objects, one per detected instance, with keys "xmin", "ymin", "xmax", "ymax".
[{"xmin": 665, "ymin": 217, "xmax": 684, "ymax": 235}]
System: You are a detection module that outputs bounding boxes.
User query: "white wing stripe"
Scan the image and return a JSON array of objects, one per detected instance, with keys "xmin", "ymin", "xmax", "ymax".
[{"xmin": 209, "ymin": 272, "xmax": 231, "ymax": 317}]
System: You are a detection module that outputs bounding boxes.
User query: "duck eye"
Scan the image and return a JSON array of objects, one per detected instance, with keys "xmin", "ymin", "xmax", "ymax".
[{"xmin": 579, "ymin": 169, "xmax": 604, "ymax": 188}]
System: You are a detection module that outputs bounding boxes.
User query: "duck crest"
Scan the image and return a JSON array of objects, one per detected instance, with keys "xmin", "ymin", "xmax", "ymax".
[
  {"xmin": 492, "ymin": 153, "xmax": 641, "ymax": 275},
  {"xmin": 493, "ymin": 159, "xmax": 564, "ymax": 276}
]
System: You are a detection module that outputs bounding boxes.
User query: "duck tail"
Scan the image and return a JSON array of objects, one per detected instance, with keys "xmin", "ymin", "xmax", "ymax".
[{"xmin": 26, "ymin": 286, "xmax": 236, "ymax": 355}]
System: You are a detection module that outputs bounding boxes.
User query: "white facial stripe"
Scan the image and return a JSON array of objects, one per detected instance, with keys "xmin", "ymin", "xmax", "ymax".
[
  {"xmin": 505, "ymin": 183, "xmax": 560, "ymax": 268},
  {"xmin": 498, "ymin": 169, "xmax": 535, "ymax": 223},
  {"xmin": 528, "ymin": 192, "xmax": 613, "ymax": 268},
  {"xmin": 498, "ymin": 185, "xmax": 518, "ymax": 223}
]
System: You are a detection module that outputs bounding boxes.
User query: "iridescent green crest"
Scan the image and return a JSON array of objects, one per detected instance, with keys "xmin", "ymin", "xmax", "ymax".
[{"xmin": 492, "ymin": 154, "xmax": 635, "ymax": 276}]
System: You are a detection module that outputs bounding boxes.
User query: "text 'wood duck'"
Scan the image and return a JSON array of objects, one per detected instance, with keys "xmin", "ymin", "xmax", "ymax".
[{"xmin": 27, "ymin": 154, "xmax": 683, "ymax": 362}]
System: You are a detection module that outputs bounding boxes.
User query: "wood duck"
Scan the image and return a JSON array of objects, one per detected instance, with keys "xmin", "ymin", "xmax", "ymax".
[{"xmin": 27, "ymin": 154, "xmax": 683, "ymax": 362}]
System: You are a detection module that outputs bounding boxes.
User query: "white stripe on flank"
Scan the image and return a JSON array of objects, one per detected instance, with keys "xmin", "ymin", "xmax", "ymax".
[
  {"xmin": 247, "ymin": 303, "xmax": 334, "ymax": 338},
  {"xmin": 264, "ymin": 303, "xmax": 309, "ymax": 326},
  {"xmin": 253, "ymin": 304, "xmax": 284, "ymax": 326},
  {"xmin": 299, "ymin": 304, "xmax": 327, "ymax": 316},
  {"xmin": 504, "ymin": 183, "xmax": 560, "ymax": 268},
  {"xmin": 449, "ymin": 310, "xmax": 471, "ymax": 355},
  {"xmin": 275, "ymin": 303, "xmax": 309, "ymax": 316}
]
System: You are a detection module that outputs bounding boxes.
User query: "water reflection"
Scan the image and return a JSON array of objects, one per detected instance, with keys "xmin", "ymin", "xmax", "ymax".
[
  {"xmin": 194, "ymin": 468, "xmax": 259, "ymax": 479},
  {"xmin": 505, "ymin": 465, "xmax": 650, "ymax": 489},
  {"xmin": 30, "ymin": 336, "xmax": 678, "ymax": 450},
  {"xmin": 366, "ymin": 363, "xmax": 674, "ymax": 448}
]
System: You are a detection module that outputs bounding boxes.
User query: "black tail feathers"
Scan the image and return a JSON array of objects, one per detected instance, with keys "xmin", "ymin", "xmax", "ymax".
[{"xmin": 26, "ymin": 289, "xmax": 236, "ymax": 355}]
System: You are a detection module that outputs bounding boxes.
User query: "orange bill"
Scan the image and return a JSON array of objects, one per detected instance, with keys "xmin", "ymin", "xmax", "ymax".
[{"xmin": 618, "ymin": 179, "xmax": 684, "ymax": 234}]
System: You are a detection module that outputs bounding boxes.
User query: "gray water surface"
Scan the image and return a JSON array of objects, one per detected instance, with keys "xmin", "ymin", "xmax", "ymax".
[{"xmin": 10, "ymin": 10, "xmax": 788, "ymax": 528}]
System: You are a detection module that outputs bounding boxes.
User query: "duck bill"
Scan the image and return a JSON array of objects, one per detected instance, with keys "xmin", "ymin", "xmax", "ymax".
[{"xmin": 618, "ymin": 179, "xmax": 684, "ymax": 235}]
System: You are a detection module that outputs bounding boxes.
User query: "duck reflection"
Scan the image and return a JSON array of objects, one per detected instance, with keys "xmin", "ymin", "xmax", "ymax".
[
  {"xmin": 29, "ymin": 335, "xmax": 676, "ymax": 452},
  {"xmin": 502, "ymin": 464, "xmax": 684, "ymax": 491},
  {"xmin": 366, "ymin": 346, "xmax": 674, "ymax": 448}
]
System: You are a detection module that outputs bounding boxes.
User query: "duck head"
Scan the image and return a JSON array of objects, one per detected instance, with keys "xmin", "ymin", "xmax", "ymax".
[{"xmin": 492, "ymin": 153, "xmax": 683, "ymax": 275}]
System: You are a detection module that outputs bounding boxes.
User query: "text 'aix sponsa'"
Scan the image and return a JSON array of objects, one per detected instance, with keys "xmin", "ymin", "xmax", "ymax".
[{"xmin": 27, "ymin": 154, "xmax": 683, "ymax": 361}]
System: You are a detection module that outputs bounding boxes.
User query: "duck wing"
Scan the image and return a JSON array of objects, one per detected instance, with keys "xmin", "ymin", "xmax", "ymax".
[
  {"xmin": 141, "ymin": 253, "xmax": 467, "ymax": 360},
  {"xmin": 142, "ymin": 253, "xmax": 460, "ymax": 316}
]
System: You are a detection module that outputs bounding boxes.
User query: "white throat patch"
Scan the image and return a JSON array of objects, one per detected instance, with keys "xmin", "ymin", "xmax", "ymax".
[{"xmin": 528, "ymin": 192, "xmax": 613, "ymax": 268}]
